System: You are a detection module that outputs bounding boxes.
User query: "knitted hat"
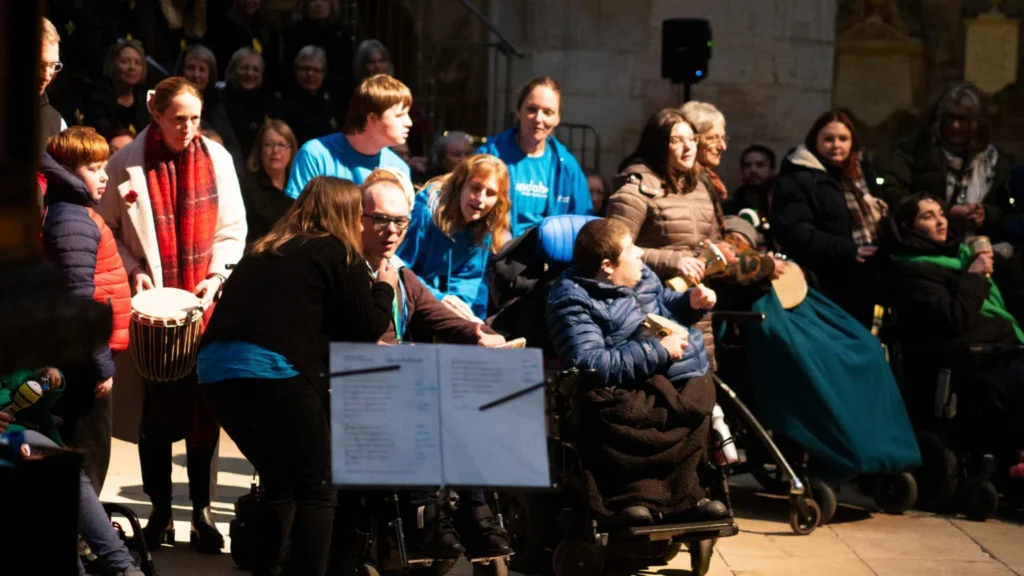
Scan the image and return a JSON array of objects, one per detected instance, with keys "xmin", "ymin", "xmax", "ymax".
[{"xmin": 724, "ymin": 215, "xmax": 760, "ymax": 247}]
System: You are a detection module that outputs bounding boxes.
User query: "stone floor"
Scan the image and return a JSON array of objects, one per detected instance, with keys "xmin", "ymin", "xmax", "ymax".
[{"xmin": 100, "ymin": 432, "xmax": 1024, "ymax": 576}]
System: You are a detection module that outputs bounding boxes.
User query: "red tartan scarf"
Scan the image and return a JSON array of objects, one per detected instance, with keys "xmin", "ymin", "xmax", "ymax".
[{"xmin": 144, "ymin": 127, "xmax": 219, "ymax": 293}]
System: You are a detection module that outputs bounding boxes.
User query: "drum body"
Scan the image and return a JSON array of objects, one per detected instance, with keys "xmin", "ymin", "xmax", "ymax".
[{"xmin": 129, "ymin": 288, "xmax": 204, "ymax": 382}]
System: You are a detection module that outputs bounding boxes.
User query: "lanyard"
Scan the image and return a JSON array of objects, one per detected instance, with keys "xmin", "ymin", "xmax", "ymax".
[{"xmin": 369, "ymin": 259, "xmax": 408, "ymax": 342}]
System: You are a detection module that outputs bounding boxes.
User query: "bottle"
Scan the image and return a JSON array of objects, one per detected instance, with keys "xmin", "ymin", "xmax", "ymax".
[{"xmin": 711, "ymin": 404, "xmax": 738, "ymax": 465}]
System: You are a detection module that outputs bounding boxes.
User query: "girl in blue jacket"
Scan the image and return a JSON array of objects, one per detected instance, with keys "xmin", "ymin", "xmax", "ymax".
[
  {"xmin": 477, "ymin": 76, "xmax": 593, "ymax": 237},
  {"xmin": 398, "ymin": 154, "xmax": 512, "ymax": 321}
]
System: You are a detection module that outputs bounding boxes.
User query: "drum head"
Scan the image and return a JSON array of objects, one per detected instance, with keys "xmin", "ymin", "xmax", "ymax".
[
  {"xmin": 772, "ymin": 262, "xmax": 808, "ymax": 310},
  {"xmin": 132, "ymin": 287, "xmax": 202, "ymax": 322}
]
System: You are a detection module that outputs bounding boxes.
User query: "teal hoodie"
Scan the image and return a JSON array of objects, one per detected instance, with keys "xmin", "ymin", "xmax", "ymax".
[
  {"xmin": 477, "ymin": 128, "xmax": 593, "ymax": 237},
  {"xmin": 397, "ymin": 188, "xmax": 495, "ymax": 319}
]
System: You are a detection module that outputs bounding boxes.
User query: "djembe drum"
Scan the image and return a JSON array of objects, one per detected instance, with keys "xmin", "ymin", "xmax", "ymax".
[{"xmin": 128, "ymin": 287, "xmax": 204, "ymax": 382}]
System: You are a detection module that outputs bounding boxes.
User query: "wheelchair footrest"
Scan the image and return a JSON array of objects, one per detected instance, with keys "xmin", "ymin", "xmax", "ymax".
[{"xmin": 618, "ymin": 519, "xmax": 738, "ymax": 541}]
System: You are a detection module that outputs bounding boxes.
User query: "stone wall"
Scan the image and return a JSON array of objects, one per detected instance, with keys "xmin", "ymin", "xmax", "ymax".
[{"xmin": 488, "ymin": 0, "xmax": 839, "ymax": 189}]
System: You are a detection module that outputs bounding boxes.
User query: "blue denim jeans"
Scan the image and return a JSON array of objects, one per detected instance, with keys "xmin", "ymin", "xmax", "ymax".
[{"xmin": 22, "ymin": 430, "xmax": 136, "ymax": 575}]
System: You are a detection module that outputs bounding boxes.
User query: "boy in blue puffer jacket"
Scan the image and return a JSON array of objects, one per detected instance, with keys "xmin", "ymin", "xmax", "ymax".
[{"xmin": 545, "ymin": 218, "xmax": 727, "ymax": 525}]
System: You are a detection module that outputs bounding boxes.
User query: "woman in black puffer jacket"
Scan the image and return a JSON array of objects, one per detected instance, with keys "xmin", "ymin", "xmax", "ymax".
[{"xmin": 772, "ymin": 110, "xmax": 887, "ymax": 327}]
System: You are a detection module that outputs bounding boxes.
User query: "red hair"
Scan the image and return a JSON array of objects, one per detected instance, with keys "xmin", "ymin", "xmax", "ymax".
[{"xmin": 47, "ymin": 126, "xmax": 111, "ymax": 167}]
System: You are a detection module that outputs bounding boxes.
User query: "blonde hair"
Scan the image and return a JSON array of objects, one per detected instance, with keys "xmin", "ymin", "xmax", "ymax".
[
  {"xmin": 426, "ymin": 154, "xmax": 511, "ymax": 253},
  {"xmin": 47, "ymin": 126, "xmax": 110, "ymax": 167},
  {"xmin": 104, "ymin": 40, "xmax": 147, "ymax": 85},
  {"xmin": 225, "ymin": 47, "xmax": 264, "ymax": 89},
  {"xmin": 149, "ymin": 77, "xmax": 203, "ymax": 116},
  {"xmin": 343, "ymin": 74, "xmax": 413, "ymax": 134},
  {"xmin": 248, "ymin": 119, "xmax": 299, "ymax": 174},
  {"xmin": 680, "ymin": 101, "xmax": 725, "ymax": 135},
  {"xmin": 41, "ymin": 17, "xmax": 60, "ymax": 45},
  {"xmin": 361, "ymin": 168, "xmax": 415, "ymax": 208},
  {"xmin": 251, "ymin": 176, "xmax": 363, "ymax": 260}
]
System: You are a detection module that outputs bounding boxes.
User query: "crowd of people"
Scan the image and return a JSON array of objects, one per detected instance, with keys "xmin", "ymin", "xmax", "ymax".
[{"xmin": 3, "ymin": 4, "xmax": 1024, "ymax": 576}]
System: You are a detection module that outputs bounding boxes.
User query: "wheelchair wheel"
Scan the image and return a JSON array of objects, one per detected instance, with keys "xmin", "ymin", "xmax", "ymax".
[
  {"xmin": 102, "ymin": 503, "xmax": 158, "ymax": 576},
  {"xmin": 914, "ymin": 431, "xmax": 958, "ymax": 511},
  {"xmin": 746, "ymin": 441, "xmax": 789, "ymax": 494},
  {"xmin": 808, "ymin": 477, "xmax": 838, "ymax": 525},
  {"xmin": 788, "ymin": 499, "xmax": 821, "ymax": 536},
  {"xmin": 873, "ymin": 472, "xmax": 918, "ymax": 514},
  {"xmin": 500, "ymin": 492, "xmax": 550, "ymax": 574},
  {"xmin": 689, "ymin": 539, "xmax": 714, "ymax": 576},
  {"xmin": 552, "ymin": 541, "xmax": 602, "ymax": 576},
  {"xmin": 662, "ymin": 542, "xmax": 683, "ymax": 563},
  {"xmin": 964, "ymin": 480, "xmax": 1000, "ymax": 521}
]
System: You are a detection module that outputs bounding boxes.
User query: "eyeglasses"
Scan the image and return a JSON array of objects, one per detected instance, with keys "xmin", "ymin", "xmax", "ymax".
[
  {"xmin": 41, "ymin": 61, "xmax": 63, "ymax": 73},
  {"xmin": 362, "ymin": 213, "xmax": 410, "ymax": 231},
  {"xmin": 702, "ymin": 134, "xmax": 730, "ymax": 146},
  {"xmin": 262, "ymin": 142, "xmax": 292, "ymax": 151}
]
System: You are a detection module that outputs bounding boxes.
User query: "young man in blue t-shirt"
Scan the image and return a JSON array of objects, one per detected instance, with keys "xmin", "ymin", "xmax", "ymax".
[{"xmin": 285, "ymin": 74, "xmax": 413, "ymax": 198}]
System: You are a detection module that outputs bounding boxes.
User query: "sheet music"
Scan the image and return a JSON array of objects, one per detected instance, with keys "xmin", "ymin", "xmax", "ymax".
[
  {"xmin": 438, "ymin": 346, "xmax": 549, "ymax": 488},
  {"xmin": 330, "ymin": 343, "xmax": 442, "ymax": 486}
]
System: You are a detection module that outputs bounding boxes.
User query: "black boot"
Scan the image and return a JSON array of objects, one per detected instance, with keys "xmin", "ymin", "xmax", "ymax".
[
  {"xmin": 411, "ymin": 503, "xmax": 465, "ymax": 559},
  {"xmin": 190, "ymin": 506, "xmax": 224, "ymax": 554},
  {"xmin": 462, "ymin": 515, "xmax": 512, "ymax": 558},
  {"xmin": 142, "ymin": 501, "xmax": 175, "ymax": 550}
]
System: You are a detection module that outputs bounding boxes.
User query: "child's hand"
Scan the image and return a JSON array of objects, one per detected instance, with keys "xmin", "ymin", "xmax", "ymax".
[
  {"xmin": 95, "ymin": 377, "xmax": 113, "ymax": 398},
  {"xmin": 37, "ymin": 368, "xmax": 62, "ymax": 390},
  {"xmin": 689, "ymin": 285, "xmax": 717, "ymax": 310}
]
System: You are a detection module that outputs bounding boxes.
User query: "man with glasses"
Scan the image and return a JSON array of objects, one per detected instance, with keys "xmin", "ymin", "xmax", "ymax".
[
  {"xmin": 351, "ymin": 169, "xmax": 514, "ymax": 561},
  {"xmin": 284, "ymin": 74, "xmax": 413, "ymax": 199},
  {"xmin": 39, "ymin": 18, "xmax": 67, "ymax": 152}
]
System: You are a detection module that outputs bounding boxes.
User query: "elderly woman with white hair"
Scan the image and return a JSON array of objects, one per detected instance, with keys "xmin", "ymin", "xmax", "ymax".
[
  {"xmin": 877, "ymin": 83, "xmax": 1018, "ymax": 243},
  {"xmin": 277, "ymin": 45, "xmax": 340, "ymax": 146},
  {"xmin": 425, "ymin": 130, "xmax": 474, "ymax": 179},
  {"xmin": 681, "ymin": 100, "xmax": 730, "ymax": 200}
]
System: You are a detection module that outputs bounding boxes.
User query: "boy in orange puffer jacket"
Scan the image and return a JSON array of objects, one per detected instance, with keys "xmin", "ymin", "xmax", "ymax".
[{"xmin": 40, "ymin": 126, "xmax": 131, "ymax": 492}]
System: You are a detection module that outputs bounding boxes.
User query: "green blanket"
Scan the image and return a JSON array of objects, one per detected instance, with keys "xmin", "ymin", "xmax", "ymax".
[
  {"xmin": 891, "ymin": 243, "xmax": 1024, "ymax": 344},
  {"xmin": 746, "ymin": 289, "xmax": 921, "ymax": 482}
]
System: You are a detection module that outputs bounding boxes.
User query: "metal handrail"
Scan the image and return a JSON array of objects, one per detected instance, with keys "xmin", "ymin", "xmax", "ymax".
[{"xmin": 456, "ymin": 0, "xmax": 525, "ymax": 58}]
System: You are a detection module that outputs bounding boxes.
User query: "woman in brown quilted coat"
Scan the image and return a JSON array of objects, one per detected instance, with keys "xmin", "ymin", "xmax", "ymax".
[{"xmin": 607, "ymin": 108, "xmax": 776, "ymax": 366}]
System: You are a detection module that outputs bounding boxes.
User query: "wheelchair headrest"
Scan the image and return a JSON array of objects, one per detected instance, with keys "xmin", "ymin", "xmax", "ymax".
[{"xmin": 535, "ymin": 215, "xmax": 600, "ymax": 267}]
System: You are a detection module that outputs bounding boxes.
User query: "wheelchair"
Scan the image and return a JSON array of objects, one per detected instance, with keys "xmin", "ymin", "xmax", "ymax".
[
  {"xmin": 82, "ymin": 503, "xmax": 158, "ymax": 576},
  {"xmin": 896, "ymin": 341, "xmax": 1024, "ymax": 520},
  {"xmin": 715, "ymin": 304, "xmax": 918, "ymax": 528},
  {"xmin": 497, "ymin": 367, "xmax": 738, "ymax": 576}
]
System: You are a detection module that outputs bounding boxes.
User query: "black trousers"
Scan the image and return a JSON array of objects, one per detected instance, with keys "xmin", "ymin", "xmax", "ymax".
[
  {"xmin": 138, "ymin": 437, "xmax": 219, "ymax": 508},
  {"xmin": 206, "ymin": 376, "xmax": 336, "ymax": 576}
]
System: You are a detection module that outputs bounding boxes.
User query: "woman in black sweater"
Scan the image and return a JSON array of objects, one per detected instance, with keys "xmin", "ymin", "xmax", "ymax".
[{"xmin": 198, "ymin": 176, "xmax": 398, "ymax": 576}]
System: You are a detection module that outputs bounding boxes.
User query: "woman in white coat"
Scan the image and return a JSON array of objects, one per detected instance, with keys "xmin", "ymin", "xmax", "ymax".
[{"xmin": 96, "ymin": 76, "xmax": 246, "ymax": 554}]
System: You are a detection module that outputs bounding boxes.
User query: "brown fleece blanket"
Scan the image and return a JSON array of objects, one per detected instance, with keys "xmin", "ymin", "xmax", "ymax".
[{"xmin": 573, "ymin": 373, "xmax": 715, "ymax": 517}]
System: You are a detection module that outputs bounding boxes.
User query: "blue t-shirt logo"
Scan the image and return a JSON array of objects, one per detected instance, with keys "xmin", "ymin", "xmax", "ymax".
[{"xmin": 515, "ymin": 180, "xmax": 550, "ymax": 199}]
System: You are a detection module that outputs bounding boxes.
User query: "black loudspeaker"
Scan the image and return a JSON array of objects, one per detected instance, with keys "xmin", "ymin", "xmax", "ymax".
[{"xmin": 661, "ymin": 18, "xmax": 712, "ymax": 84}]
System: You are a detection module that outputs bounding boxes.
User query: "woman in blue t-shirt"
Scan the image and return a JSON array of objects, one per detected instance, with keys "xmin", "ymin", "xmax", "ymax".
[
  {"xmin": 398, "ymin": 154, "xmax": 512, "ymax": 321},
  {"xmin": 477, "ymin": 76, "xmax": 593, "ymax": 237}
]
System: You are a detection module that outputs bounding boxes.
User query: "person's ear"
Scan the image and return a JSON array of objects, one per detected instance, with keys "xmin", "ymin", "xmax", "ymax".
[{"xmin": 599, "ymin": 258, "xmax": 615, "ymax": 277}]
